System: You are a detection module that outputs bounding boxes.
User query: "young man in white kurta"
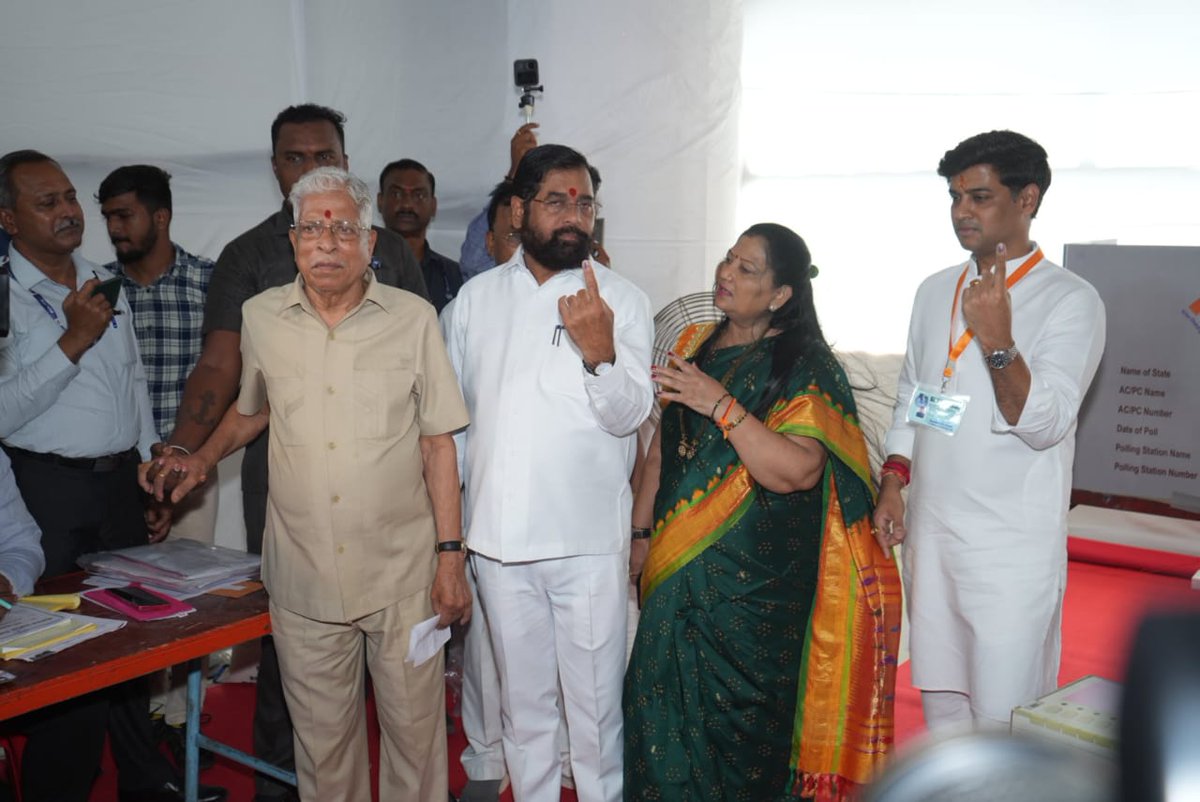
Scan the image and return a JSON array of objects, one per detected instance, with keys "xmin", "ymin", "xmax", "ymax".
[
  {"xmin": 876, "ymin": 131, "xmax": 1106, "ymax": 729},
  {"xmin": 444, "ymin": 145, "xmax": 653, "ymax": 802}
]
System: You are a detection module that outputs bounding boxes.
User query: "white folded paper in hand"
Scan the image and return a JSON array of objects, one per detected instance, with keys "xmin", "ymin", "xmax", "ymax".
[{"xmin": 406, "ymin": 614, "xmax": 450, "ymax": 666}]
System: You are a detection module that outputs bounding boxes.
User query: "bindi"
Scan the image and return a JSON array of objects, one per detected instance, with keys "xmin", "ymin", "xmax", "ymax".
[
  {"xmin": 567, "ymin": 187, "xmax": 577, "ymax": 198},
  {"xmin": 324, "ymin": 209, "xmax": 332, "ymax": 219}
]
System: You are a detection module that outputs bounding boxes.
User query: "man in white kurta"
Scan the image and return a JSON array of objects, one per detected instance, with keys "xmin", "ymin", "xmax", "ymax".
[
  {"xmin": 875, "ymin": 130, "xmax": 1106, "ymax": 729},
  {"xmin": 444, "ymin": 145, "xmax": 653, "ymax": 802}
]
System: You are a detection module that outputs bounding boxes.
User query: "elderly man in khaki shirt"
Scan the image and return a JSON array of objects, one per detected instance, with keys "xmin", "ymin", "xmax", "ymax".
[{"xmin": 149, "ymin": 167, "xmax": 470, "ymax": 802}]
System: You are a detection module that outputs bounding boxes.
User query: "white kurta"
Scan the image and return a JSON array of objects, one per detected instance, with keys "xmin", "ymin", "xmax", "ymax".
[
  {"xmin": 443, "ymin": 250, "xmax": 653, "ymax": 802},
  {"xmin": 443, "ymin": 250, "xmax": 655, "ymax": 562},
  {"xmin": 884, "ymin": 248, "xmax": 1106, "ymax": 722}
]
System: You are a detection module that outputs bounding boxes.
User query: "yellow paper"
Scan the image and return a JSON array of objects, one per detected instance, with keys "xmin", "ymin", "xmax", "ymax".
[
  {"xmin": 20, "ymin": 594, "xmax": 82, "ymax": 612},
  {"xmin": 0, "ymin": 621, "xmax": 98, "ymax": 658}
]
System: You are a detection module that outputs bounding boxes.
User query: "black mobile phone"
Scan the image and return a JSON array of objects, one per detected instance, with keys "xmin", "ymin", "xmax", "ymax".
[
  {"xmin": 109, "ymin": 585, "xmax": 171, "ymax": 609},
  {"xmin": 92, "ymin": 276, "xmax": 122, "ymax": 307},
  {"xmin": 514, "ymin": 58, "xmax": 539, "ymax": 88}
]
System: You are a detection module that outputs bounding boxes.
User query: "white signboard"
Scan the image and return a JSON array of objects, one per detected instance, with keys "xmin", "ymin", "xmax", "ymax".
[{"xmin": 1067, "ymin": 244, "xmax": 1200, "ymax": 508}]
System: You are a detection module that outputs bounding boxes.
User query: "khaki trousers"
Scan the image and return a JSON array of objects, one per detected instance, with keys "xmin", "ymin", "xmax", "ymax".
[{"xmin": 271, "ymin": 587, "xmax": 448, "ymax": 802}]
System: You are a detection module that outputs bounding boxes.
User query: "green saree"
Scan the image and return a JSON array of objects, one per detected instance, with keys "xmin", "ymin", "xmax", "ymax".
[{"xmin": 624, "ymin": 324, "xmax": 899, "ymax": 801}]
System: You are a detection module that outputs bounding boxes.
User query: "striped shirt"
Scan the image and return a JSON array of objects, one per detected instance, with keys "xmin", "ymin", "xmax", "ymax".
[{"xmin": 106, "ymin": 244, "xmax": 214, "ymax": 441}]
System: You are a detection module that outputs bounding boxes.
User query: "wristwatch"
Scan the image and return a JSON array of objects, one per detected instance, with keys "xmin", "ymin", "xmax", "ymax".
[
  {"xmin": 985, "ymin": 344, "xmax": 1020, "ymax": 370},
  {"xmin": 583, "ymin": 359, "xmax": 613, "ymax": 376}
]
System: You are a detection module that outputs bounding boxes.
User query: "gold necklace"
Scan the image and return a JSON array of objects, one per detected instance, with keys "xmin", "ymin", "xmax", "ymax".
[{"xmin": 676, "ymin": 339, "xmax": 762, "ymax": 460}]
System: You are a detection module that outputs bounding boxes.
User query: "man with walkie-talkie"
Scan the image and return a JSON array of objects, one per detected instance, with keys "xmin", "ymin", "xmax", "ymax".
[{"xmin": 0, "ymin": 149, "xmax": 226, "ymax": 802}]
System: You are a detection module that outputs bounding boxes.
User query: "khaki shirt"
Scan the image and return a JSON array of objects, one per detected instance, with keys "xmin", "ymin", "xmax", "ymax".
[{"xmin": 240, "ymin": 272, "xmax": 468, "ymax": 622}]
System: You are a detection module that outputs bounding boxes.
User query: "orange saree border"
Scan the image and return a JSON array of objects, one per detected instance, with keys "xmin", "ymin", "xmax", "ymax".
[
  {"xmin": 789, "ymin": 475, "xmax": 901, "ymax": 800},
  {"xmin": 643, "ymin": 322, "xmax": 901, "ymax": 798}
]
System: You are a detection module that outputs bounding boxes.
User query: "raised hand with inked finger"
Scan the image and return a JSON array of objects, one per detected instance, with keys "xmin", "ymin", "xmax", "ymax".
[
  {"xmin": 559, "ymin": 259, "xmax": 616, "ymax": 371},
  {"xmin": 962, "ymin": 241, "xmax": 1014, "ymax": 353}
]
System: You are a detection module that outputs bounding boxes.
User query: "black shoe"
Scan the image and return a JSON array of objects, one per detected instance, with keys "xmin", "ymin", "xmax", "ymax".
[
  {"xmin": 118, "ymin": 780, "xmax": 228, "ymax": 802},
  {"xmin": 162, "ymin": 722, "xmax": 216, "ymax": 771}
]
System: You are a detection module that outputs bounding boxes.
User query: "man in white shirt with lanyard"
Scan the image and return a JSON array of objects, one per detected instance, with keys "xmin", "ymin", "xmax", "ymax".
[
  {"xmin": 0, "ymin": 149, "xmax": 226, "ymax": 802},
  {"xmin": 873, "ymin": 130, "xmax": 1106, "ymax": 731},
  {"xmin": 445, "ymin": 144, "xmax": 653, "ymax": 802}
]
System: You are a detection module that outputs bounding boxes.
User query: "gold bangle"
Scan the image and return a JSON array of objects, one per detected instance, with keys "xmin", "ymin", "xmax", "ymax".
[
  {"xmin": 721, "ymin": 407, "xmax": 748, "ymax": 438},
  {"xmin": 710, "ymin": 392, "xmax": 731, "ymax": 421}
]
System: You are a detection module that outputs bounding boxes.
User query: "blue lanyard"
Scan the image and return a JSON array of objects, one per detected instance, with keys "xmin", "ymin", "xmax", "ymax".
[{"xmin": 28, "ymin": 286, "xmax": 118, "ymax": 331}]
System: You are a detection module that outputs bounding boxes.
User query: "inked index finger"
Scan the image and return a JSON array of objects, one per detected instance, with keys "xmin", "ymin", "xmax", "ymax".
[
  {"xmin": 582, "ymin": 260, "xmax": 600, "ymax": 297},
  {"xmin": 992, "ymin": 242, "xmax": 1008, "ymax": 284}
]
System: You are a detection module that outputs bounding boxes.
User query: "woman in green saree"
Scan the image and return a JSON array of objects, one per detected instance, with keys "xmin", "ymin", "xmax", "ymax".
[{"xmin": 624, "ymin": 224, "xmax": 900, "ymax": 801}]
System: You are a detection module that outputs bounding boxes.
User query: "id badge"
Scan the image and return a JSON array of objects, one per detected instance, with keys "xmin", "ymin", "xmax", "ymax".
[{"xmin": 906, "ymin": 384, "xmax": 969, "ymax": 436}]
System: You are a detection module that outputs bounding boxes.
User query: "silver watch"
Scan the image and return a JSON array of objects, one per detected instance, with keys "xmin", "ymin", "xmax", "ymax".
[{"xmin": 985, "ymin": 344, "xmax": 1020, "ymax": 370}]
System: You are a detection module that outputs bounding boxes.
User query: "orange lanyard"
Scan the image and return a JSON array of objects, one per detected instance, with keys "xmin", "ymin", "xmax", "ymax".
[{"xmin": 942, "ymin": 247, "xmax": 1042, "ymax": 388}]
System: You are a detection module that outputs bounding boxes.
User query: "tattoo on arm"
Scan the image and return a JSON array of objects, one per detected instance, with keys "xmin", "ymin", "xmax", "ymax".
[{"xmin": 188, "ymin": 390, "xmax": 219, "ymax": 427}]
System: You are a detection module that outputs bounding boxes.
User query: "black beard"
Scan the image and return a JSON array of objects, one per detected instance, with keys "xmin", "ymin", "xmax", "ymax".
[
  {"xmin": 520, "ymin": 225, "xmax": 591, "ymax": 272},
  {"xmin": 113, "ymin": 227, "xmax": 158, "ymax": 265},
  {"xmin": 115, "ymin": 245, "xmax": 150, "ymax": 265}
]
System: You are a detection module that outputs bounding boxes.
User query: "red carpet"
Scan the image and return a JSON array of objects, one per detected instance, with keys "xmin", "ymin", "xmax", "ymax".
[
  {"xmin": 84, "ymin": 683, "xmax": 578, "ymax": 801},
  {"xmin": 894, "ymin": 557, "xmax": 1200, "ymax": 749},
  {"xmin": 60, "ymin": 554, "xmax": 1198, "ymax": 799}
]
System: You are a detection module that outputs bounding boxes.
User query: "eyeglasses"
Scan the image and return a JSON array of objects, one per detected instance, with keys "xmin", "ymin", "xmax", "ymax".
[
  {"xmin": 291, "ymin": 219, "xmax": 369, "ymax": 242},
  {"xmin": 529, "ymin": 197, "xmax": 601, "ymax": 218}
]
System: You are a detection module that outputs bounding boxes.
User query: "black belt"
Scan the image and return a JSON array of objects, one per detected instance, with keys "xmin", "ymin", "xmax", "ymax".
[{"xmin": 2, "ymin": 444, "xmax": 140, "ymax": 473}]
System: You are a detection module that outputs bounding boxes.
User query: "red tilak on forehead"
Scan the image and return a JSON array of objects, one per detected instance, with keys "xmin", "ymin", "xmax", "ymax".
[
  {"xmin": 568, "ymin": 187, "xmax": 577, "ymax": 198},
  {"xmin": 955, "ymin": 175, "xmax": 967, "ymax": 193},
  {"xmin": 324, "ymin": 209, "xmax": 332, "ymax": 219}
]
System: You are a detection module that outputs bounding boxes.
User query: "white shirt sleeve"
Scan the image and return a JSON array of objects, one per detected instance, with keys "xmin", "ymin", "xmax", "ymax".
[
  {"xmin": 0, "ymin": 451, "xmax": 45, "ymax": 596},
  {"xmin": 582, "ymin": 286, "xmax": 654, "ymax": 438},
  {"xmin": 0, "ymin": 323, "xmax": 80, "ymax": 438},
  {"xmin": 990, "ymin": 284, "xmax": 1106, "ymax": 450}
]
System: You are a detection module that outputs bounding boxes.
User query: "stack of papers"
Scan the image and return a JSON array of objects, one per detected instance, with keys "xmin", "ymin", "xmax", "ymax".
[
  {"xmin": 78, "ymin": 540, "xmax": 261, "ymax": 597},
  {"xmin": 0, "ymin": 603, "xmax": 125, "ymax": 661}
]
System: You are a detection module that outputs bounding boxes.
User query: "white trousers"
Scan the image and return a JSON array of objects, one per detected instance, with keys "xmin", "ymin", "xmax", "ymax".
[
  {"xmin": 472, "ymin": 552, "xmax": 626, "ymax": 802},
  {"xmin": 461, "ymin": 561, "xmax": 574, "ymax": 783},
  {"xmin": 921, "ymin": 689, "xmax": 1011, "ymax": 733}
]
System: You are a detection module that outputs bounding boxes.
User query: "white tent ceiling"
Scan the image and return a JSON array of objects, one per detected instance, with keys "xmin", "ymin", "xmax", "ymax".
[{"xmin": 1, "ymin": 0, "xmax": 744, "ymax": 312}]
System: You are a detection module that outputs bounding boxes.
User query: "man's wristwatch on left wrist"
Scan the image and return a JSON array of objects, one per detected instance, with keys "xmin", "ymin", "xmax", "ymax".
[
  {"xmin": 583, "ymin": 359, "xmax": 614, "ymax": 376},
  {"xmin": 985, "ymin": 344, "xmax": 1020, "ymax": 370},
  {"xmin": 435, "ymin": 540, "xmax": 466, "ymax": 554}
]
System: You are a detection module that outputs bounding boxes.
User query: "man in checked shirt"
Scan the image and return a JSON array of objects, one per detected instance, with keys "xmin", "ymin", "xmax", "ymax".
[
  {"xmin": 99, "ymin": 164, "xmax": 220, "ymax": 756},
  {"xmin": 99, "ymin": 164, "xmax": 217, "ymax": 547}
]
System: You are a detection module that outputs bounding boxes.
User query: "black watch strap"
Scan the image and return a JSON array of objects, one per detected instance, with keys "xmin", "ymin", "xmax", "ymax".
[{"xmin": 435, "ymin": 541, "xmax": 466, "ymax": 554}]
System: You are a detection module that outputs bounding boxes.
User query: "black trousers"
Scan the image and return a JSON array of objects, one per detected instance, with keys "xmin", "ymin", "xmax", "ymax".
[
  {"xmin": 243, "ymin": 430, "xmax": 296, "ymax": 800},
  {"xmin": 4, "ymin": 449, "xmax": 177, "ymax": 801}
]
